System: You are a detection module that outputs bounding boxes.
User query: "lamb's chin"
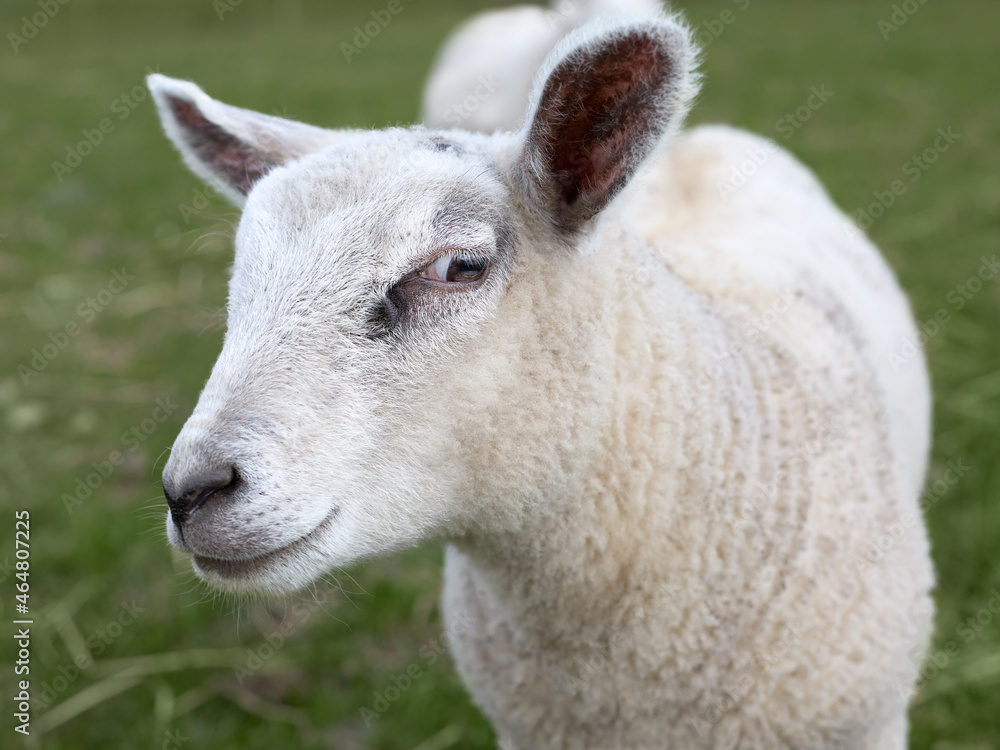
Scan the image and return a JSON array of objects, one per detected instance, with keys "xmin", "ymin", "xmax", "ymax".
[
  {"xmin": 191, "ymin": 554, "xmax": 308, "ymax": 595},
  {"xmin": 189, "ymin": 508, "xmax": 342, "ymax": 595},
  {"xmin": 189, "ymin": 545, "xmax": 328, "ymax": 595}
]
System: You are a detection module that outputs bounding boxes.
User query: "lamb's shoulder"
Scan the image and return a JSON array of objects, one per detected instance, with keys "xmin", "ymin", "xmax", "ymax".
[
  {"xmin": 626, "ymin": 124, "xmax": 907, "ymax": 331},
  {"xmin": 623, "ymin": 124, "xmax": 930, "ymax": 498}
]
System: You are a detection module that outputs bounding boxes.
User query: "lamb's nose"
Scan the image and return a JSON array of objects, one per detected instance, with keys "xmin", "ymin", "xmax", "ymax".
[{"xmin": 163, "ymin": 465, "xmax": 237, "ymax": 526}]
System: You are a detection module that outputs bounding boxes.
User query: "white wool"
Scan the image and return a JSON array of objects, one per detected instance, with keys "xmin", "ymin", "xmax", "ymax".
[
  {"xmin": 150, "ymin": 6, "xmax": 933, "ymax": 749},
  {"xmin": 442, "ymin": 123, "xmax": 933, "ymax": 748}
]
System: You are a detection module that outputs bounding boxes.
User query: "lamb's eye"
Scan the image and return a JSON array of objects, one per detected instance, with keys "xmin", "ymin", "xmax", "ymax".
[{"xmin": 421, "ymin": 252, "xmax": 489, "ymax": 284}]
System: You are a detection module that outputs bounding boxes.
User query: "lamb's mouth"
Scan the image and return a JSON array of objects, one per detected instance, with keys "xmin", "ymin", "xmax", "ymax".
[{"xmin": 192, "ymin": 506, "xmax": 339, "ymax": 579}]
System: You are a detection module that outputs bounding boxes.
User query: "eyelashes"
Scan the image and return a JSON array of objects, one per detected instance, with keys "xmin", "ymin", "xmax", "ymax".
[
  {"xmin": 365, "ymin": 249, "xmax": 493, "ymax": 340},
  {"xmin": 419, "ymin": 251, "xmax": 490, "ymax": 284}
]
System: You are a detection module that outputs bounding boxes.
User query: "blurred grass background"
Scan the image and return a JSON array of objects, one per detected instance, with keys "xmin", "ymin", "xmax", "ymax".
[{"xmin": 0, "ymin": 0, "xmax": 998, "ymax": 748}]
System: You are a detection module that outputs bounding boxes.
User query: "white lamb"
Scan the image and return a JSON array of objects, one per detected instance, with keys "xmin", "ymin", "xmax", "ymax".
[{"xmin": 149, "ymin": 9, "xmax": 934, "ymax": 750}]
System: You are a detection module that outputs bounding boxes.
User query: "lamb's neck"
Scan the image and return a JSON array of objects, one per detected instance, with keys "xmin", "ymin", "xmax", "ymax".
[{"xmin": 456, "ymin": 233, "xmax": 753, "ymax": 640}]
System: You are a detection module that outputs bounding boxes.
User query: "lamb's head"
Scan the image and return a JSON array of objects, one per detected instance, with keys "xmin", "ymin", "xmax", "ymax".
[{"xmin": 153, "ymin": 15, "xmax": 697, "ymax": 594}]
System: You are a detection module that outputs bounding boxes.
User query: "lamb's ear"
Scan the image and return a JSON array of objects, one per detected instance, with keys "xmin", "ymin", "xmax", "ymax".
[
  {"xmin": 518, "ymin": 18, "xmax": 698, "ymax": 232},
  {"xmin": 147, "ymin": 74, "xmax": 341, "ymax": 206}
]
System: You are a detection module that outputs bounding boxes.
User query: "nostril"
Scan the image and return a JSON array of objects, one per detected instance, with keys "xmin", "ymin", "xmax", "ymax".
[{"xmin": 164, "ymin": 465, "xmax": 237, "ymax": 527}]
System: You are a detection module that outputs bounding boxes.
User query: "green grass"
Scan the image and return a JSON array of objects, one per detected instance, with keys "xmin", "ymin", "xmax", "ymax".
[{"xmin": 1, "ymin": 0, "xmax": 998, "ymax": 747}]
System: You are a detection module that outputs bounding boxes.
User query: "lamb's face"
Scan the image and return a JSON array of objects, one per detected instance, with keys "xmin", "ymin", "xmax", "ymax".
[
  {"xmin": 151, "ymin": 15, "xmax": 696, "ymax": 594},
  {"xmin": 162, "ymin": 132, "xmax": 526, "ymax": 593}
]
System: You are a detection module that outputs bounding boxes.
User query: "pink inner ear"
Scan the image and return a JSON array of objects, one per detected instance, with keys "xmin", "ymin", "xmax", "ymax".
[
  {"xmin": 528, "ymin": 29, "xmax": 675, "ymax": 227},
  {"xmin": 168, "ymin": 98, "xmax": 271, "ymax": 195},
  {"xmin": 562, "ymin": 128, "xmax": 633, "ymax": 206}
]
